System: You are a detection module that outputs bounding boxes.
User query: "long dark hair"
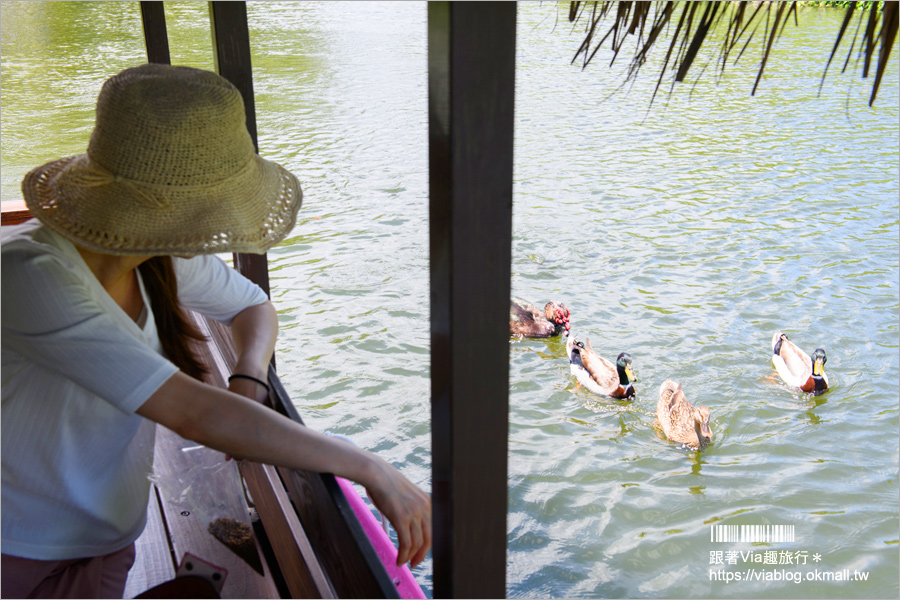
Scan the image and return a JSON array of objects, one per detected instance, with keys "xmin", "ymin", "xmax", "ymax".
[{"xmin": 138, "ymin": 256, "xmax": 209, "ymax": 381}]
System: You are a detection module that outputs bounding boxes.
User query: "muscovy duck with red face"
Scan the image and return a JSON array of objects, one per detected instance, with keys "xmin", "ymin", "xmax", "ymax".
[{"xmin": 509, "ymin": 297, "xmax": 570, "ymax": 339}]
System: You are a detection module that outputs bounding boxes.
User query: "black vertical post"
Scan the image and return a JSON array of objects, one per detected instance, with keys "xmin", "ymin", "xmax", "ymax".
[
  {"xmin": 208, "ymin": 1, "xmax": 271, "ymax": 298},
  {"xmin": 140, "ymin": 2, "xmax": 170, "ymax": 65},
  {"xmin": 428, "ymin": 2, "xmax": 516, "ymax": 598}
]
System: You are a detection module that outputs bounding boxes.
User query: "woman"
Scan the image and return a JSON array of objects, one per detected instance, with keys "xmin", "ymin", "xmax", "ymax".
[{"xmin": 1, "ymin": 63, "xmax": 431, "ymax": 598}]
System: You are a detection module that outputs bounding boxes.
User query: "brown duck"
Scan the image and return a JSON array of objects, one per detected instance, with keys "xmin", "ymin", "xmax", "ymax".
[
  {"xmin": 510, "ymin": 297, "xmax": 570, "ymax": 338},
  {"xmin": 656, "ymin": 380, "xmax": 712, "ymax": 450}
]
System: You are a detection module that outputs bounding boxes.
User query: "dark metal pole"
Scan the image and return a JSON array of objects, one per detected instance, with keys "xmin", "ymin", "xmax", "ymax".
[
  {"xmin": 140, "ymin": 2, "xmax": 170, "ymax": 65},
  {"xmin": 141, "ymin": 2, "xmax": 171, "ymax": 65},
  {"xmin": 208, "ymin": 0, "xmax": 271, "ymax": 298},
  {"xmin": 428, "ymin": 2, "xmax": 516, "ymax": 598}
]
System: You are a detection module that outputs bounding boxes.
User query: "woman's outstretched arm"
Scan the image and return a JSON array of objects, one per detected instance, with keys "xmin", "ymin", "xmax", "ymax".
[{"xmin": 136, "ymin": 339, "xmax": 431, "ymax": 567}]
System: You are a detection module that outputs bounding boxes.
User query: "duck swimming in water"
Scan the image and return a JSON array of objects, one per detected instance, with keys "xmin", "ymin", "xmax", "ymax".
[
  {"xmin": 771, "ymin": 332, "xmax": 829, "ymax": 395},
  {"xmin": 510, "ymin": 298, "xmax": 570, "ymax": 338},
  {"xmin": 655, "ymin": 380, "xmax": 712, "ymax": 450},
  {"xmin": 565, "ymin": 335, "xmax": 636, "ymax": 399}
]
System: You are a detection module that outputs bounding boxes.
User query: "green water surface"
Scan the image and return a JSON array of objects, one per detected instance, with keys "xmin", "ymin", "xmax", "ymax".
[{"xmin": 2, "ymin": 2, "xmax": 898, "ymax": 598}]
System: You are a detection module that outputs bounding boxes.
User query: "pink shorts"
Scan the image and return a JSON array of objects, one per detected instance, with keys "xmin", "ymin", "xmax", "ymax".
[{"xmin": 1, "ymin": 544, "xmax": 135, "ymax": 599}]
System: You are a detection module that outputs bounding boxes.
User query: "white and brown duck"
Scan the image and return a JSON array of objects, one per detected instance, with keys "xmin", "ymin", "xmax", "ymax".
[
  {"xmin": 656, "ymin": 380, "xmax": 712, "ymax": 450},
  {"xmin": 771, "ymin": 332, "xmax": 829, "ymax": 395},
  {"xmin": 565, "ymin": 335, "xmax": 636, "ymax": 399},
  {"xmin": 509, "ymin": 297, "xmax": 570, "ymax": 338}
]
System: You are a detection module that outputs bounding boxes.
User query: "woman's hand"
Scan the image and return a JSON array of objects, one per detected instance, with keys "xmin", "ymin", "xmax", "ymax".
[{"xmin": 360, "ymin": 456, "xmax": 433, "ymax": 568}]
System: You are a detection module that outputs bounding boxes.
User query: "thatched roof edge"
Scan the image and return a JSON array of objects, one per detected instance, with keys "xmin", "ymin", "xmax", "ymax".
[{"xmin": 566, "ymin": 1, "xmax": 898, "ymax": 107}]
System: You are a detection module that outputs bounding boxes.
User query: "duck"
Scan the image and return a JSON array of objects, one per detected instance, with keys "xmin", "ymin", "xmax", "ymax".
[
  {"xmin": 656, "ymin": 380, "xmax": 712, "ymax": 450},
  {"xmin": 565, "ymin": 335, "xmax": 636, "ymax": 399},
  {"xmin": 771, "ymin": 332, "xmax": 829, "ymax": 395},
  {"xmin": 509, "ymin": 297, "xmax": 570, "ymax": 338}
]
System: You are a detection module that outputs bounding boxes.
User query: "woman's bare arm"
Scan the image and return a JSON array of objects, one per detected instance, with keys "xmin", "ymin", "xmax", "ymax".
[{"xmin": 226, "ymin": 300, "xmax": 278, "ymax": 402}]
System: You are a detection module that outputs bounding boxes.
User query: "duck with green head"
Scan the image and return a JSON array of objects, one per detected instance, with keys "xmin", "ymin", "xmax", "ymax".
[
  {"xmin": 771, "ymin": 332, "xmax": 829, "ymax": 395},
  {"xmin": 566, "ymin": 335, "xmax": 636, "ymax": 399}
]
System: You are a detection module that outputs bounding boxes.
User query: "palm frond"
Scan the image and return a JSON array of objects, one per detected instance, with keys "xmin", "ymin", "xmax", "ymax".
[{"xmin": 567, "ymin": 1, "xmax": 898, "ymax": 107}]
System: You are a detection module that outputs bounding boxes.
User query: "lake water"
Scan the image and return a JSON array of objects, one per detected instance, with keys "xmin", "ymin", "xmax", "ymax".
[{"xmin": 2, "ymin": 2, "xmax": 898, "ymax": 598}]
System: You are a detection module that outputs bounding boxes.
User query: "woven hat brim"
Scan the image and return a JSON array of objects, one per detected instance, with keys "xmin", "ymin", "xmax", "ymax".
[{"xmin": 22, "ymin": 154, "xmax": 302, "ymax": 256}]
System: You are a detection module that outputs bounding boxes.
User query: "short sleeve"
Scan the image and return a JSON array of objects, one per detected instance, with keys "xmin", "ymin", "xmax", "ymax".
[
  {"xmin": 1, "ymin": 242, "xmax": 178, "ymax": 414},
  {"xmin": 174, "ymin": 255, "xmax": 269, "ymax": 325}
]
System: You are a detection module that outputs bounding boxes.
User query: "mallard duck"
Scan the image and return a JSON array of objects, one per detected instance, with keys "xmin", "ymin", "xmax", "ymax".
[
  {"xmin": 565, "ymin": 335, "xmax": 636, "ymax": 399},
  {"xmin": 510, "ymin": 297, "xmax": 570, "ymax": 338},
  {"xmin": 771, "ymin": 332, "xmax": 829, "ymax": 395},
  {"xmin": 656, "ymin": 380, "xmax": 712, "ymax": 450}
]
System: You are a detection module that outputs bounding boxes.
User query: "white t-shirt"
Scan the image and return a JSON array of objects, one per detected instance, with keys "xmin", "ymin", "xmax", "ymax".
[{"xmin": 1, "ymin": 220, "xmax": 269, "ymax": 560}]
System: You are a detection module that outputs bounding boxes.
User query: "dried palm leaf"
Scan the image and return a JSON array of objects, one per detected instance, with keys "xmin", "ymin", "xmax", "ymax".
[{"xmin": 567, "ymin": 1, "xmax": 898, "ymax": 107}]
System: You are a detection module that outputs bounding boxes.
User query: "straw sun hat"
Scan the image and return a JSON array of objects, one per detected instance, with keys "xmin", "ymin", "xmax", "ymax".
[{"xmin": 22, "ymin": 63, "xmax": 302, "ymax": 256}]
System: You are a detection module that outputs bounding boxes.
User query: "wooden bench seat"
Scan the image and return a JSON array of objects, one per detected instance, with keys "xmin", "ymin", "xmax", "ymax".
[
  {"xmin": 124, "ymin": 426, "xmax": 282, "ymax": 599},
  {"xmin": 125, "ymin": 484, "xmax": 175, "ymax": 597}
]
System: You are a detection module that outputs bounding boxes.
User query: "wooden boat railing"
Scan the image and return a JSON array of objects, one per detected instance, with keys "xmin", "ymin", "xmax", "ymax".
[{"xmin": 0, "ymin": 200, "xmax": 31, "ymax": 226}]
